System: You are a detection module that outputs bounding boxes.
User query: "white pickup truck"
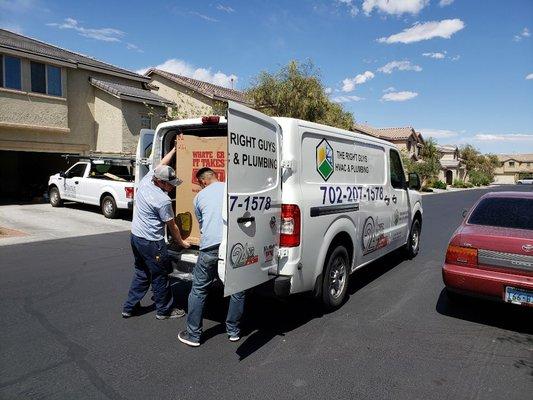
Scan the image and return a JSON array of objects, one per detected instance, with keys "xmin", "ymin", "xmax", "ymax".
[{"xmin": 48, "ymin": 160, "xmax": 135, "ymax": 218}]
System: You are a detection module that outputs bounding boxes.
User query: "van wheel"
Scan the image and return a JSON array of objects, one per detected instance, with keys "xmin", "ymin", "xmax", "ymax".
[
  {"xmin": 322, "ymin": 245, "xmax": 349, "ymax": 310},
  {"xmin": 101, "ymin": 195, "xmax": 118, "ymax": 219},
  {"xmin": 404, "ymin": 218, "xmax": 421, "ymax": 259},
  {"xmin": 49, "ymin": 186, "xmax": 63, "ymax": 207}
]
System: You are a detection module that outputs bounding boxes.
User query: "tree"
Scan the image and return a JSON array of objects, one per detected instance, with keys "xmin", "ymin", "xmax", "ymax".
[
  {"xmin": 246, "ymin": 60, "xmax": 354, "ymax": 130},
  {"xmin": 406, "ymin": 138, "xmax": 441, "ymax": 185},
  {"xmin": 459, "ymin": 144, "xmax": 499, "ymax": 185}
]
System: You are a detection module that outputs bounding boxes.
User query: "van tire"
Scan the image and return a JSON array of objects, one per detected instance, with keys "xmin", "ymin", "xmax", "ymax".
[
  {"xmin": 404, "ymin": 218, "xmax": 421, "ymax": 259},
  {"xmin": 101, "ymin": 195, "xmax": 118, "ymax": 219},
  {"xmin": 321, "ymin": 245, "xmax": 349, "ymax": 310},
  {"xmin": 49, "ymin": 186, "xmax": 63, "ymax": 207}
]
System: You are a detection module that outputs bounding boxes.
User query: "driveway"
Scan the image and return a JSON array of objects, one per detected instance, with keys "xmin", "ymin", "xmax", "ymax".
[{"xmin": 0, "ymin": 203, "xmax": 131, "ymax": 246}]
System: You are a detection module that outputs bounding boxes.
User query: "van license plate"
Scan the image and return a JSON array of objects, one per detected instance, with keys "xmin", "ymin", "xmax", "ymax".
[{"xmin": 504, "ymin": 287, "xmax": 533, "ymax": 307}]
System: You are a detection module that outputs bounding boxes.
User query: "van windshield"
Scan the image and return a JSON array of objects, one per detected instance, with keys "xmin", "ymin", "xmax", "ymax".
[{"xmin": 468, "ymin": 197, "xmax": 533, "ymax": 230}]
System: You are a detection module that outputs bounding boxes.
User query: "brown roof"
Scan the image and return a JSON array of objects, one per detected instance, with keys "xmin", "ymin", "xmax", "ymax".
[
  {"xmin": 353, "ymin": 123, "xmax": 418, "ymax": 141},
  {"xmin": 146, "ymin": 68, "xmax": 252, "ymax": 105},
  {"xmin": 90, "ymin": 78, "xmax": 174, "ymax": 106},
  {"xmin": 497, "ymin": 154, "xmax": 533, "ymax": 162},
  {"xmin": 0, "ymin": 29, "xmax": 148, "ymax": 82}
]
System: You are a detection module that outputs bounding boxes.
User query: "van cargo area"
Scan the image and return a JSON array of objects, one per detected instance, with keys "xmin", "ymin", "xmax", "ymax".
[{"xmin": 161, "ymin": 123, "xmax": 227, "ymax": 280}]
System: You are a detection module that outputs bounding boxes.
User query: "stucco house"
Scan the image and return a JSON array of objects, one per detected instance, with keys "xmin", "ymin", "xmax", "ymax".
[
  {"xmin": 436, "ymin": 145, "xmax": 466, "ymax": 185},
  {"xmin": 0, "ymin": 29, "xmax": 173, "ymax": 200},
  {"xmin": 353, "ymin": 123, "xmax": 424, "ymax": 160},
  {"xmin": 494, "ymin": 154, "xmax": 533, "ymax": 184},
  {"xmin": 145, "ymin": 68, "xmax": 252, "ymax": 119}
]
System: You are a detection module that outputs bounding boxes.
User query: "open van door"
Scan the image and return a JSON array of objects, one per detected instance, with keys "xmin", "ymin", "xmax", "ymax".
[
  {"xmin": 221, "ymin": 102, "xmax": 283, "ymax": 296},
  {"xmin": 135, "ymin": 128, "xmax": 155, "ymax": 187}
]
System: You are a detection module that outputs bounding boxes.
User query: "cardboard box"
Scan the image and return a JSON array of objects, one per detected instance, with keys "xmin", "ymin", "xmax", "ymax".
[{"xmin": 175, "ymin": 135, "xmax": 227, "ymax": 246}]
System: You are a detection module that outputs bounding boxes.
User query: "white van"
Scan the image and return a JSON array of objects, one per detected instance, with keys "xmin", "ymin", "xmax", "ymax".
[{"xmin": 136, "ymin": 102, "xmax": 423, "ymax": 309}]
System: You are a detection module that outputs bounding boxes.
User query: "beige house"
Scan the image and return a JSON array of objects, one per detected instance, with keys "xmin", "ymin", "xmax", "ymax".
[
  {"xmin": 494, "ymin": 154, "xmax": 533, "ymax": 184},
  {"xmin": 0, "ymin": 29, "xmax": 173, "ymax": 200},
  {"xmin": 436, "ymin": 145, "xmax": 466, "ymax": 185},
  {"xmin": 353, "ymin": 123, "xmax": 424, "ymax": 160},
  {"xmin": 145, "ymin": 68, "xmax": 252, "ymax": 119}
]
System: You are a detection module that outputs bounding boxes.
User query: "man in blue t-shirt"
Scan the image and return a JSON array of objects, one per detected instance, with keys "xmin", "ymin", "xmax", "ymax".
[
  {"xmin": 122, "ymin": 142, "xmax": 190, "ymax": 320},
  {"xmin": 178, "ymin": 168, "xmax": 245, "ymax": 347}
]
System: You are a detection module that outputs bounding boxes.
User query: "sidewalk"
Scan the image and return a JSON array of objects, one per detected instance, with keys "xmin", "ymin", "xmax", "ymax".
[
  {"xmin": 420, "ymin": 184, "xmax": 502, "ymax": 195},
  {"xmin": 0, "ymin": 203, "xmax": 131, "ymax": 246}
]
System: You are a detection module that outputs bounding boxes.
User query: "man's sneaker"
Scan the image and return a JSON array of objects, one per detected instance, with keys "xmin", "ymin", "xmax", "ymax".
[
  {"xmin": 178, "ymin": 330, "xmax": 200, "ymax": 347},
  {"xmin": 156, "ymin": 308, "xmax": 185, "ymax": 320},
  {"xmin": 228, "ymin": 335, "xmax": 240, "ymax": 342},
  {"xmin": 121, "ymin": 311, "xmax": 133, "ymax": 318}
]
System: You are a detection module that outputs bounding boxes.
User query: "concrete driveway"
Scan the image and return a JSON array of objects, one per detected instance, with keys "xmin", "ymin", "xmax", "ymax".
[{"xmin": 0, "ymin": 203, "xmax": 131, "ymax": 246}]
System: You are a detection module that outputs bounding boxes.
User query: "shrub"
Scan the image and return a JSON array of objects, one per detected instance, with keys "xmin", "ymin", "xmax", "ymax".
[
  {"xmin": 452, "ymin": 179, "xmax": 465, "ymax": 188},
  {"xmin": 463, "ymin": 182, "xmax": 474, "ymax": 188},
  {"xmin": 421, "ymin": 187, "xmax": 433, "ymax": 192},
  {"xmin": 432, "ymin": 180, "xmax": 447, "ymax": 190},
  {"xmin": 469, "ymin": 170, "xmax": 491, "ymax": 186}
]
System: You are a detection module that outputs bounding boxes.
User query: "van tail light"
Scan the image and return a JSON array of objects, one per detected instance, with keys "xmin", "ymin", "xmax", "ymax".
[
  {"xmin": 125, "ymin": 187, "xmax": 134, "ymax": 199},
  {"xmin": 202, "ymin": 115, "xmax": 220, "ymax": 125},
  {"xmin": 445, "ymin": 244, "xmax": 478, "ymax": 267},
  {"xmin": 280, "ymin": 204, "xmax": 301, "ymax": 247}
]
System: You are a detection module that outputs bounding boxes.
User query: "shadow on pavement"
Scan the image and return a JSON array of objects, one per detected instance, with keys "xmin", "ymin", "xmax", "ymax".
[
  {"xmin": 62, "ymin": 201, "xmax": 133, "ymax": 221},
  {"xmin": 190, "ymin": 249, "xmax": 409, "ymax": 360},
  {"xmin": 435, "ymin": 288, "xmax": 533, "ymax": 335}
]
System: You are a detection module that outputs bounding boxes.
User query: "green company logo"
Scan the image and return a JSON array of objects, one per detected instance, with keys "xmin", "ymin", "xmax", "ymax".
[{"xmin": 316, "ymin": 139, "xmax": 334, "ymax": 181}]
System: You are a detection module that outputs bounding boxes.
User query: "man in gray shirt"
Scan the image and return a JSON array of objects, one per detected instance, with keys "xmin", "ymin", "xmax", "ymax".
[
  {"xmin": 178, "ymin": 168, "xmax": 245, "ymax": 347},
  {"xmin": 122, "ymin": 142, "xmax": 190, "ymax": 320}
]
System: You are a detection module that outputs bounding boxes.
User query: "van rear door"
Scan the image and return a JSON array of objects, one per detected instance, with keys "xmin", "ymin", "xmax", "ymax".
[
  {"xmin": 135, "ymin": 129, "xmax": 155, "ymax": 187},
  {"xmin": 221, "ymin": 102, "xmax": 282, "ymax": 296}
]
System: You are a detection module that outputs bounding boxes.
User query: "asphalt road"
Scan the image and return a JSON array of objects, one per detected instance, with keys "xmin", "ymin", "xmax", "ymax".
[{"xmin": 1, "ymin": 186, "xmax": 532, "ymax": 400}]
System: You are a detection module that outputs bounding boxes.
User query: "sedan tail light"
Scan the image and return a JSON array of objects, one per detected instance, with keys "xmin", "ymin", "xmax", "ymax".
[
  {"xmin": 280, "ymin": 204, "xmax": 301, "ymax": 247},
  {"xmin": 445, "ymin": 244, "xmax": 478, "ymax": 267},
  {"xmin": 125, "ymin": 187, "xmax": 134, "ymax": 199}
]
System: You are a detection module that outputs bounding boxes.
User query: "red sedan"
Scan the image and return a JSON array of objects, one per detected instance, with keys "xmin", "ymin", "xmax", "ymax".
[{"xmin": 442, "ymin": 191, "xmax": 533, "ymax": 307}]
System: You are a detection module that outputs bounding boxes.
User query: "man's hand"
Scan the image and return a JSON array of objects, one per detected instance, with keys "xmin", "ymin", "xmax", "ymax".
[{"xmin": 166, "ymin": 219, "xmax": 191, "ymax": 249}]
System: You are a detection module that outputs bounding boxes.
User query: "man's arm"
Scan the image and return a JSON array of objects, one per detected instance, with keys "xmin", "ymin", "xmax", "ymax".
[
  {"xmin": 166, "ymin": 219, "xmax": 190, "ymax": 249},
  {"xmin": 158, "ymin": 135, "xmax": 183, "ymax": 168}
]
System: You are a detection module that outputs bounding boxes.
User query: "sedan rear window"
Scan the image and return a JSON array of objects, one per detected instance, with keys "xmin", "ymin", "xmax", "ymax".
[{"xmin": 468, "ymin": 197, "xmax": 533, "ymax": 230}]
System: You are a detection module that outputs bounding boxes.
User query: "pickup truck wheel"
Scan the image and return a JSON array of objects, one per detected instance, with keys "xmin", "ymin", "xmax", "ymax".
[
  {"xmin": 322, "ymin": 245, "xmax": 349, "ymax": 310},
  {"xmin": 49, "ymin": 187, "xmax": 63, "ymax": 207},
  {"xmin": 101, "ymin": 195, "xmax": 118, "ymax": 219},
  {"xmin": 404, "ymin": 218, "xmax": 421, "ymax": 259}
]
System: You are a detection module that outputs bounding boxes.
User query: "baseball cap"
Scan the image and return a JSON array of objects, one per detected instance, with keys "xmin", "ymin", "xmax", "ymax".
[{"xmin": 153, "ymin": 165, "xmax": 182, "ymax": 186}]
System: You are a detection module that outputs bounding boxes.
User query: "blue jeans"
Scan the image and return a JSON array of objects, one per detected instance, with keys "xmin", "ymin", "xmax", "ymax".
[
  {"xmin": 186, "ymin": 246, "xmax": 245, "ymax": 342},
  {"xmin": 123, "ymin": 234, "xmax": 174, "ymax": 316}
]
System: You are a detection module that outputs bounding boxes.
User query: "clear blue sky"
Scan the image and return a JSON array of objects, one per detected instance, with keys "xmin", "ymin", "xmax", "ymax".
[{"xmin": 1, "ymin": 0, "xmax": 532, "ymax": 154}]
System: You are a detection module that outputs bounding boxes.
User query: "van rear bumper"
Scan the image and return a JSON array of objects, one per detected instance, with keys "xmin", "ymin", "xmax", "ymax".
[{"xmin": 253, "ymin": 275, "xmax": 292, "ymax": 297}]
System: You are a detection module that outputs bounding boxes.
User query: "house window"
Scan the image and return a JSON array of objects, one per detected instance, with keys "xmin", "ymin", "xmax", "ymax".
[
  {"xmin": 1, "ymin": 54, "xmax": 22, "ymax": 90},
  {"xmin": 140, "ymin": 115, "xmax": 152, "ymax": 129},
  {"xmin": 31, "ymin": 61, "xmax": 62, "ymax": 96},
  {"xmin": 509, "ymin": 161, "xmax": 515, "ymax": 167}
]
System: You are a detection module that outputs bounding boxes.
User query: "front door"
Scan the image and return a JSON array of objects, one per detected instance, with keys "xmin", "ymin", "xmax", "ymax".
[
  {"xmin": 388, "ymin": 149, "xmax": 410, "ymax": 249},
  {"xmin": 62, "ymin": 162, "xmax": 89, "ymax": 201},
  {"xmin": 221, "ymin": 101, "xmax": 283, "ymax": 296}
]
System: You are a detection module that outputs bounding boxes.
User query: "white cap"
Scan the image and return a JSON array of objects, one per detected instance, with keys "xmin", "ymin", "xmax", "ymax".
[{"xmin": 153, "ymin": 165, "xmax": 181, "ymax": 186}]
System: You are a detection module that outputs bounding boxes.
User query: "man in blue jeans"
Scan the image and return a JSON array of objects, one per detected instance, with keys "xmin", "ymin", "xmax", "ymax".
[
  {"xmin": 122, "ymin": 142, "xmax": 190, "ymax": 320},
  {"xmin": 178, "ymin": 168, "xmax": 245, "ymax": 347}
]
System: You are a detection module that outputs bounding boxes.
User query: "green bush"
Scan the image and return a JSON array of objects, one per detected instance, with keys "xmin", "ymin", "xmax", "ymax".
[
  {"xmin": 421, "ymin": 187, "xmax": 434, "ymax": 192},
  {"xmin": 452, "ymin": 179, "xmax": 465, "ymax": 188},
  {"xmin": 432, "ymin": 180, "xmax": 447, "ymax": 190},
  {"xmin": 464, "ymin": 182, "xmax": 474, "ymax": 188},
  {"xmin": 469, "ymin": 170, "xmax": 491, "ymax": 186}
]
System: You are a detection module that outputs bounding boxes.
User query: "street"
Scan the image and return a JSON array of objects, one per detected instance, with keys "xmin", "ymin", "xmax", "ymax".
[{"xmin": 1, "ymin": 186, "xmax": 532, "ymax": 400}]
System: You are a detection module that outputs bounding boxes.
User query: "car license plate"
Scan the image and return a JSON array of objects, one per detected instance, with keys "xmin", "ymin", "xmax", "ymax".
[{"xmin": 504, "ymin": 287, "xmax": 533, "ymax": 307}]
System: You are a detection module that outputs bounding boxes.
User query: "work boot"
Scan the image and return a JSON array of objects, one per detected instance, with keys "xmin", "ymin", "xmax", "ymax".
[{"xmin": 155, "ymin": 308, "xmax": 185, "ymax": 320}]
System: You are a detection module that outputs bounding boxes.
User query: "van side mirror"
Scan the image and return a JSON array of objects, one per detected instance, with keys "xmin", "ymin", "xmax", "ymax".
[
  {"xmin": 60, "ymin": 171, "xmax": 66, "ymax": 178},
  {"xmin": 408, "ymin": 173, "xmax": 421, "ymax": 191}
]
